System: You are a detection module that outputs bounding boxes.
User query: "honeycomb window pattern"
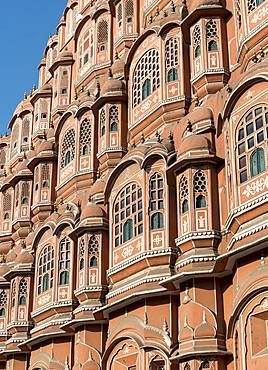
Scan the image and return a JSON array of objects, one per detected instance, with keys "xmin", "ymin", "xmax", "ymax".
[
  {"xmin": 97, "ymin": 19, "xmax": 108, "ymax": 51},
  {"xmin": 60, "ymin": 129, "xmax": 76, "ymax": 169},
  {"xmin": 133, "ymin": 49, "xmax": 160, "ymax": 108},
  {"xmin": 179, "ymin": 175, "xmax": 189, "ymax": 213},
  {"xmin": 247, "ymin": 0, "xmax": 265, "ymax": 13},
  {"xmin": 79, "ymin": 119, "xmax": 92, "ymax": 155},
  {"xmin": 37, "ymin": 245, "xmax": 54, "ymax": 294},
  {"xmin": 237, "ymin": 106, "xmax": 268, "ymax": 184},
  {"xmin": 194, "ymin": 170, "xmax": 207, "ymax": 208},
  {"xmin": 114, "ymin": 183, "xmax": 143, "ymax": 247},
  {"xmin": 165, "ymin": 37, "xmax": 179, "ymax": 69},
  {"xmin": 59, "ymin": 238, "xmax": 71, "ymax": 285},
  {"xmin": 125, "ymin": 0, "xmax": 134, "ymax": 21},
  {"xmin": 109, "ymin": 106, "xmax": 119, "ymax": 131},
  {"xmin": 79, "ymin": 238, "xmax": 85, "ymax": 270},
  {"xmin": 19, "ymin": 278, "xmax": 27, "ymax": 305},
  {"xmin": 193, "ymin": 25, "xmax": 201, "ymax": 50}
]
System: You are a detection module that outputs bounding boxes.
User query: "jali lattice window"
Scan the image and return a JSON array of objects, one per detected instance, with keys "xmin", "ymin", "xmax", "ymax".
[
  {"xmin": 193, "ymin": 170, "xmax": 207, "ymax": 208},
  {"xmin": 149, "ymin": 173, "xmax": 164, "ymax": 229},
  {"xmin": 235, "ymin": 0, "xmax": 242, "ymax": 30},
  {"xmin": 41, "ymin": 164, "xmax": 50, "ymax": 188},
  {"xmin": 0, "ymin": 290, "xmax": 7, "ymax": 317},
  {"xmin": 37, "ymin": 245, "xmax": 54, "ymax": 294},
  {"xmin": 79, "ymin": 238, "xmax": 85, "ymax": 270},
  {"xmin": 18, "ymin": 278, "xmax": 27, "ymax": 305},
  {"xmin": 89, "ymin": 234, "xmax": 99, "ymax": 267},
  {"xmin": 125, "ymin": 0, "xmax": 134, "ymax": 23},
  {"xmin": 133, "ymin": 49, "xmax": 160, "ymax": 107},
  {"xmin": 97, "ymin": 19, "xmax": 108, "ymax": 52},
  {"xmin": 114, "ymin": 183, "xmax": 143, "ymax": 247},
  {"xmin": 80, "ymin": 119, "xmax": 92, "ymax": 156},
  {"xmin": 179, "ymin": 176, "xmax": 189, "ymax": 213},
  {"xmin": 60, "ymin": 129, "xmax": 76, "ymax": 168},
  {"xmin": 21, "ymin": 182, "xmax": 30, "ymax": 205},
  {"xmin": 237, "ymin": 106, "xmax": 268, "ymax": 183},
  {"xmin": 206, "ymin": 19, "xmax": 218, "ymax": 51},
  {"xmin": 59, "ymin": 237, "xmax": 71, "ymax": 285},
  {"xmin": 109, "ymin": 106, "xmax": 119, "ymax": 132},
  {"xmin": 117, "ymin": 3, "xmax": 122, "ymax": 27},
  {"xmin": 165, "ymin": 37, "xmax": 179, "ymax": 82},
  {"xmin": 247, "ymin": 0, "xmax": 265, "ymax": 13},
  {"xmin": 3, "ymin": 190, "xmax": 11, "ymax": 220},
  {"xmin": 193, "ymin": 25, "xmax": 201, "ymax": 58},
  {"xmin": 100, "ymin": 109, "xmax": 106, "ymax": 137}
]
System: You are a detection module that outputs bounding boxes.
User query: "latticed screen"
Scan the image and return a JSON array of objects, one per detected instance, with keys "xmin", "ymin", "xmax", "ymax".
[
  {"xmin": 194, "ymin": 170, "xmax": 207, "ymax": 208},
  {"xmin": 109, "ymin": 106, "xmax": 119, "ymax": 131},
  {"xmin": 60, "ymin": 129, "xmax": 76, "ymax": 168},
  {"xmin": 37, "ymin": 245, "xmax": 54, "ymax": 294},
  {"xmin": 247, "ymin": 0, "xmax": 265, "ymax": 13},
  {"xmin": 179, "ymin": 175, "xmax": 189, "ymax": 213},
  {"xmin": 98, "ymin": 19, "xmax": 108, "ymax": 51},
  {"xmin": 166, "ymin": 38, "xmax": 178, "ymax": 69},
  {"xmin": 133, "ymin": 49, "xmax": 160, "ymax": 107},
  {"xmin": 80, "ymin": 119, "xmax": 92, "ymax": 155},
  {"xmin": 19, "ymin": 279, "xmax": 27, "ymax": 305},
  {"xmin": 59, "ymin": 238, "xmax": 71, "ymax": 285},
  {"xmin": 114, "ymin": 183, "xmax": 143, "ymax": 247},
  {"xmin": 193, "ymin": 25, "xmax": 201, "ymax": 58}
]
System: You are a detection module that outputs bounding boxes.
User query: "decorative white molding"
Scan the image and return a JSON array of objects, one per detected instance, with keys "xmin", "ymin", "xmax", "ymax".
[
  {"xmin": 242, "ymin": 176, "xmax": 268, "ymax": 198},
  {"xmin": 176, "ymin": 255, "xmax": 217, "ymax": 269},
  {"xmin": 175, "ymin": 230, "xmax": 221, "ymax": 246}
]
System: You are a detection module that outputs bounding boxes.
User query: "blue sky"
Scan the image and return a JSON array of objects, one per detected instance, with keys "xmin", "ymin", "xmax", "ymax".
[{"xmin": 0, "ymin": 1, "xmax": 66, "ymax": 133}]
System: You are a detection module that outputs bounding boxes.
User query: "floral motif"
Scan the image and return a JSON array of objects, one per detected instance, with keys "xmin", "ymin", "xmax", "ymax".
[
  {"xmin": 242, "ymin": 176, "xmax": 268, "ymax": 198},
  {"xmin": 251, "ymin": 4, "xmax": 268, "ymax": 24}
]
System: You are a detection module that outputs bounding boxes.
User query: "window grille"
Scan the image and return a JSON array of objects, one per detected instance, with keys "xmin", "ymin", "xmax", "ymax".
[
  {"xmin": 41, "ymin": 164, "xmax": 50, "ymax": 188},
  {"xmin": 235, "ymin": 0, "xmax": 242, "ymax": 29},
  {"xmin": 114, "ymin": 183, "xmax": 143, "ymax": 247},
  {"xmin": 79, "ymin": 238, "xmax": 85, "ymax": 270},
  {"xmin": 79, "ymin": 119, "xmax": 92, "ymax": 155},
  {"xmin": 179, "ymin": 176, "xmax": 189, "ymax": 213},
  {"xmin": 11, "ymin": 281, "xmax": 16, "ymax": 307},
  {"xmin": 0, "ymin": 290, "xmax": 7, "ymax": 317},
  {"xmin": 18, "ymin": 278, "xmax": 27, "ymax": 305},
  {"xmin": 100, "ymin": 109, "xmax": 106, "ymax": 136},
  {"xmin": 60, "ymin": 129, "xmax": 76, "ymax": 168},
  {"xmin": 247, "ymin": 0, "xmax": 265, "ymax": 13},
  {"xmin": 59, "ymin": 238, "xmax": 71, "ymax": 285},
  {"xmin": 206, "ymin": 19, "xmax": 218, "ymax": 51},
  {"xmin": 97, "ymin": 19, "xmax": 108, "ymax": 52},
  {"xmin": 3, "ymin": 190, "xmax": 12, "ymax": 219},
  {"xmin": 0, "ymin": 149, "xmax": 6, "ymax": 164},
  {"xmin": 125, "ymin": 0, "xmax": 134, "ymax": 22},
  {"xmin": 237, "ymin": 106, "xmax": 268, "ymax": 183},
  {"xmin": 88, "ymin": 235, "xmax": 99, "ymax": 267},
  {"xmin": 117, "ymin": 3, "xmax": 122, "ymax": 25},
  {"xmin": 133, "ymin": 49, "xmax": 160, "ymax": 107},
  {"xmin": 149, "ymin": 173, "xmax": 164, "ymax": 229},
  {"xmin": 193, "ymin": 170, "xmax": 207, "ymax": 208},
  {"xmin": 193, "ymin": 25, "xmax": 201, "ymax": 58},
  {"xmin": 37, "ymin": 245, "xmax": 54, "ymax": 294},
  {"xmin": 109, "ymin": 106, "xmax": 119, "ymax": 132}
]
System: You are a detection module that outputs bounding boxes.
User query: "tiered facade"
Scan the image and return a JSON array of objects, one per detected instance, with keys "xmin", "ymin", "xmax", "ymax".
[{"xmin": 0, "ymin": 0, "xmax": 267, "ymax": 368}]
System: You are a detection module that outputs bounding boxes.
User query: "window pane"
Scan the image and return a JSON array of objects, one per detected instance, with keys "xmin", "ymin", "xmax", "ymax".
[
  {"xmin": 256, "ymin": 116, "xmax": 263, "ymax": 129},
  {"xmin": 246, "ymin": 123, "xmax": 254, "ymax": 135},
  {"xmin": 238, "ymin": 128, "xmax": 244, "ymax": 141},
  {"xmin": 257, "ymin": 131, "xmax": 264, "ymax": 143},
  {"xmin": 239, "ymin": 156, "xmax": 247, "ymax": 169},
  {"xmin": 240, "ymin": 170, "xmax": 247, "ymax": 183},
  {"xmin": 247, "ymin": 137, "xmax": 254, "ymax": 149},
  {"xmin": 246, "ymin": 112, "xmax": 253, "ymax": 122},
  {"xmin": 255, "ymin": 107, "xmax": 262, "ymax": 116},
  {"xmin": 238, "ymin": 143, "xmax": 245, "ymax": 155}
]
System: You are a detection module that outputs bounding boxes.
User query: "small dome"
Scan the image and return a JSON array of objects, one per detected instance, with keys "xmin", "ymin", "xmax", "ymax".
[
  {"xmin": 178, "ymin": 134, "xmax": 212, "ymax": 157},
  {"xmin": 89, "ymin": 179, "xmax": 106, "ymax": 197},
  {"xmin": 187, "ymin": 107, "xmax": 213, "ymax": 124},
  {"xmin": 6, "ymin": 249, "xmax": 17, "ymax": 263},
  {"xmin": 15, "ymin": 249, "xmax": 34, "ymax": 265},
  {"xmin": 100, "ymin": 78, "xmax": 126, "ymax": 97},
  {"xmin": 194, "ymin": 321, "xmax": 216, "ymax": 339},
  {"xmin": 80, "ymin": 201, "xmax": 106, "ymax": 220}
]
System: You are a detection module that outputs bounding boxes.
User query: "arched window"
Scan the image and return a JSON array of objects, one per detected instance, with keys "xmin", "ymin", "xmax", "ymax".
[
  {"xmin": 97, "ymin": 19, "xmax": 108, "ymax": 52},
  {"xmin": 237, "ymin": 106, "xmax": 268, "ymax": 184},
  {"xmin": 149, "ymin": 173, "xmax": 164, "ymax": 229},
  {"xmin": 179, "ymin": 176, "xmax": 189, "ymax": 213},
  {"xmin": 100, "ymin": 109, "xmax": 106, "ymax": 137},
  {"xmin": 142, "ymin": 79, "xmax": 151, "ymax": 100},
  {"xmin": 3, "ymin": 190, "xmax": 11, "ymax": 221},
  {"xmin": 21, "ymin": 197, "xmax": 29, "ymax": 205},
  {"xmin": 117, "ymin": 3, "xmax": 122, "ymax": 27},
  {"xmin": 247, "ymin": 0, "xmax": 265, "ymax": 13},
  {"xmin": 79, "ymin": 119, "xmax": 92, "ymax": 156},
  {"xmin": 206, "ymin": 19, "xmax": 218, "ymax": 52},
  {"xmin": 184, "ymin": 364, "xmax": 191, "ymax": 370},
  {"xmin": 0, "ymin": 290, "xmax": 7, "ymax": 317},
  {"xmin": 59, "ymin": 237, "xmax": 71, "ymax": 286},
  {"xmin": 11, "ymin": 282, "xmax": 16, "ymax": 308},
  {"xmin": 199, "ymin": 360, "xmax": 210, "ymax": 369},
  {"xmin": 235, "ymin": 0, "xmax": 242, "ymax": 30},
  {"xmin": 41, "ymin": 164, "xmax": 50, "ymax": 188},
  {"xmin": 133, "ymin": 49, "xmax": 160, "ymax": 107},
  {"xmin": 88, "ymin": 234, "xmax": 99, "ymax": 266},
  {"xmin": 61, "ymin": 129, "xmax": 76, "ymax": 169},
  {"xmin": 250, "ymin": 148, "xmax": 265, "ymax": 177},
  {"xmin": 193, "ymin": 25, "xmax": 201, "ymax": 58},
  {"xmin": 125, "ymin": 0, "xmax": 134, "ymax": 23},
  {"xmin": 18, "ymin": 278, "xmax": 27, "ymax": 306},
  {"xmin": 79, "ymin": 238, "xmax": 85, "ymax": 271},
  {"xmin": 21, "ymin": 182, "xmax": 30, "ymax": 205},
  {"xmin": 151, "ymin": 212, "xmax": 164, "ymax": 229},
  {"xmin": 37, "ymin": 245, "xmax": 54, "ymax": 294},
  {"xmin": 194, "ymin": 170, "xmax": 207, "ymax": 209},
  {"xmin": 166, "ymin": 37, "xmax": 179, "ymax": 82},
  {"xmin": 109, "ymin": 106, "xmax": 119, "ymax": 132},
  {"xmin": 114, "ymin": 183, "xmax": 143, "ymax": 247}
]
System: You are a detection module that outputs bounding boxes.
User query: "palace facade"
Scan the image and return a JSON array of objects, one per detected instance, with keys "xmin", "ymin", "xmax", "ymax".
[{"xmin": 0, "ymin": 0, "xmax": 267, "ymax": 368}]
